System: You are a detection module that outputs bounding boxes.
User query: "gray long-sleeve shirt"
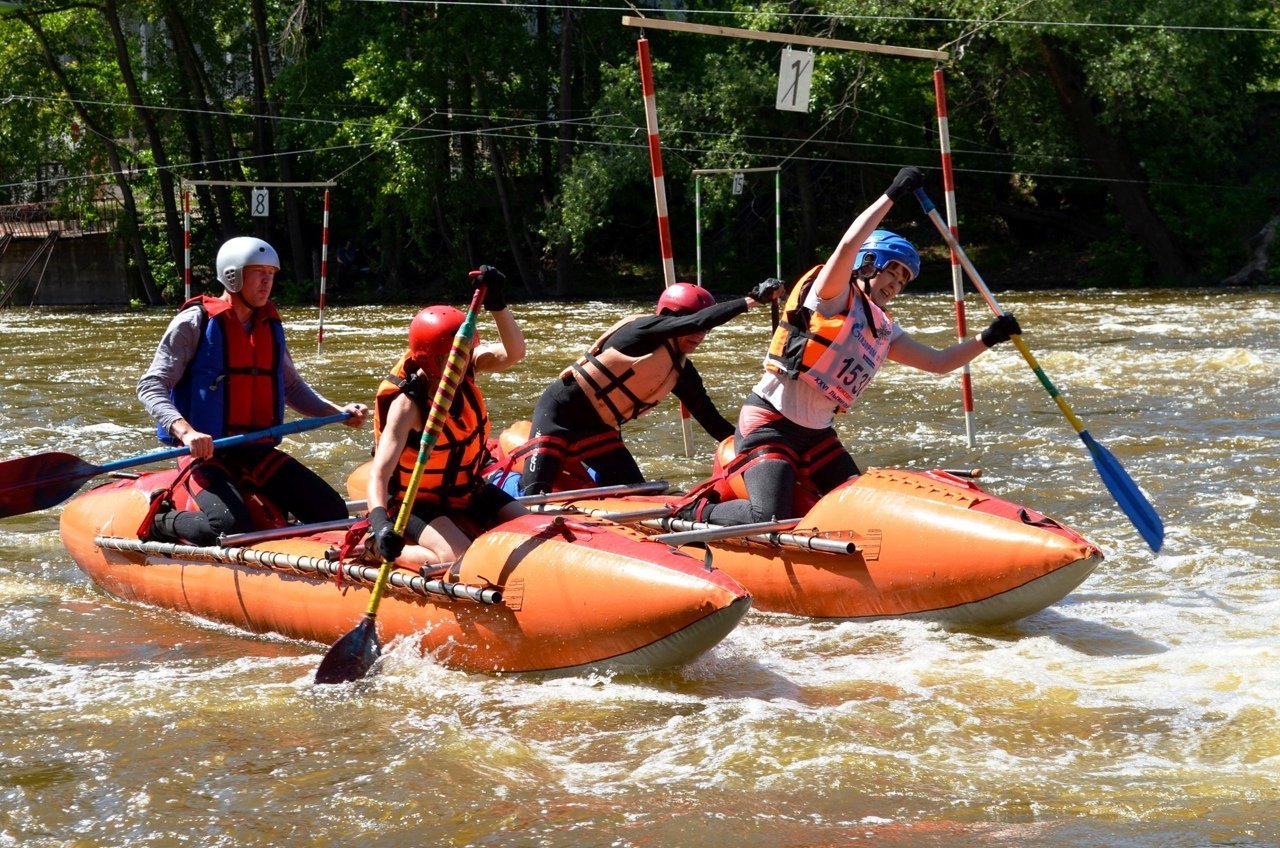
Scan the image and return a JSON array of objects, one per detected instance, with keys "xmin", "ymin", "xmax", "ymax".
[{"xmin": 137, "ymin": 304, "xmax": 338, "ymax": 438}]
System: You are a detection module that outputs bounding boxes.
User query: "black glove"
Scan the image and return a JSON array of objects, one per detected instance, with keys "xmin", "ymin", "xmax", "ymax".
[
  {"xmin": 885, "ymin": 166, "xmax": 925, "ymax": 202},
  {"xmin": 475, "ymin": 265, "xmax": 507, "ymax": 311},
  {"xmin": 980, "ymin": 313, "xmax": 1022, "ymax": 348},
  {"xmin": 748, "ymin": 277, "xmax": 785, "ymax": 304},
  {"xmin": 368, "ymin": 506, "xmax": 405, "ymax": 561}
]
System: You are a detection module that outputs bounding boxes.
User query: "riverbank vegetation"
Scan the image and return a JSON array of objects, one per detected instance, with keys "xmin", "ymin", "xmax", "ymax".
[{"xmin": 2, "ymin": 1, "xmax": 1278, "ymax": 304}]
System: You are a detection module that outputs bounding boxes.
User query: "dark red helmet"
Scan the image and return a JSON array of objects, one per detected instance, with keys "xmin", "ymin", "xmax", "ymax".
[
  {"xmin": 408, "ymin": 306, "xmax": 474, "ymax": 378},
  {"xmin": 655, "ymin": 282, "xmax": 715, "ymax": 316}
]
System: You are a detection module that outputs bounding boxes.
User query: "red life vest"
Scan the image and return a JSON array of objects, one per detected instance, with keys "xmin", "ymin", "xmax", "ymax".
[{"xmin": 162, "ymin": 295, "xmax": 286, "ymax": 444}]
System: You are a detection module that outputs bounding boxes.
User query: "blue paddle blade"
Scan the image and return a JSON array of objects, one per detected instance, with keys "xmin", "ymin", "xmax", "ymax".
[
  {"xmin": 314, "ymin": 615, "xmax": 382, "ymax": 684},
  {"xmin": 1079, "ymin": 430, "xmax": 1164, "ymax": 553}
]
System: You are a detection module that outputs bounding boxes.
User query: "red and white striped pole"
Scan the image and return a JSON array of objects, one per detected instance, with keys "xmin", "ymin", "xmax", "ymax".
[
  {"xmin": 317, "ymin": 188, "xmax": 330, "ymax": 355},
  {"xmin": 182, "ymin": 188, "xmax": 191, "ymax": 302},
  {"xmin": 638, "ymin": 37, "xmax": 678, "ymax": 290},
  {"xmin": 934, "ymin": 68, "xmax": 977, "ymax": 448},
  {"xmin": 637, "ymin": 36, "xmax": 693, "ymax": 457}
]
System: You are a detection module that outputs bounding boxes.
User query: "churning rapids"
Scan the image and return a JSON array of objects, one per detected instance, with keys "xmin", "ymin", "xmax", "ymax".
[{"xmin": 2, "ymin": 288, "xmax": 1278, "ymax": 846}]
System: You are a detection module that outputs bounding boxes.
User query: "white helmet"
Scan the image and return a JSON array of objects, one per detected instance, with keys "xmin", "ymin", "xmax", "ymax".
[{"xmin": 215, "ymin": 236, "xmax": 280, "ymax": 293}]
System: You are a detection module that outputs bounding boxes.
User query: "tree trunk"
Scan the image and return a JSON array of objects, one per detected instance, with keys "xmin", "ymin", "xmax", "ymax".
[
  {"xmin": 552, "ymin": 6, "xmax": 577, "ymax": 297},
  {"xmin": 482, "ymin": 117, "xmax": 545, "ymax": 298},
  {"xmin": 1034, "ymin": 35, "xmax": 1196, "ymax": 283},
  {"xmin": 162, "ymin": 1, "xmax": 238, "ymax": 236},
  {"xmin": 21, "ymin": 12, "xmax": 162, "ymax": 304},
  {"xmin": 103, "ymin": 0, "xmax": 183, "ymax": 275},
  {"xmin": 1220, "ymin": 213, "xmax": 1279, "ymax": 286},
  {"xmin": 251, "ymin": 0, "xmax": 309, "ymax": 289},
  {"xmin": 794, "ymin": 158, "xmax": 816, "ymax": 274}
]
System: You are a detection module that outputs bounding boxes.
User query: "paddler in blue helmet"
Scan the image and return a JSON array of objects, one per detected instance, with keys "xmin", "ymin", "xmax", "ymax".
[
  {"xmin": 137, "ymin": 236, "xmax": 368, "ymax": 545},
  {"xmin": 678, "ymin": 167, "xmax": 1022, "ymax": 527}
]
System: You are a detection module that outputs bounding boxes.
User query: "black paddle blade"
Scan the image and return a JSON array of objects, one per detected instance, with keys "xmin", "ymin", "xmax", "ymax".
[
  {"xmin": 314, "ymin": 616, "xmax": 382, "ymax": 684},
  {"xmin": 0, "ymin": 452, "xmax": 100, "ymax": 519}
]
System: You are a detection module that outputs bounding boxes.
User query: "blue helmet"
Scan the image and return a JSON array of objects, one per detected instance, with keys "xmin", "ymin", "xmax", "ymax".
[{"xmin": 854, "ymin": 230, "xmax": 920, "ymax": 283}]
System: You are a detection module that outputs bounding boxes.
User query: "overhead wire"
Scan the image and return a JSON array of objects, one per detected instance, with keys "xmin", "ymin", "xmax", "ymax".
[
  {"xmin": 0, "ymin": 89, "xmax": 1133, "ymax": 186},
  {"xmin": 5, "ymin": 0, "xmax": 1274, "ymax": 190},
  {"xmin": 342, "ymin": 0, "xmax": 1280, "ymax": 36},
  {"xmin": 4, "ymin": 104, "xmax": 1257, "ymax": 196}
]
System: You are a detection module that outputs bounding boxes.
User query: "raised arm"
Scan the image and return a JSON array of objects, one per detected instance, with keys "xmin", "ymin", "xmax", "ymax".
[
  {"xmin": 812, "ymin": 168, "xmax": 924, "ymax": 301},
  {"xmin": 473, "ymin": 306, "xmax": 526, "ymax": 373},
  {"xmin": 469, "ymin": 266, "xmax": 525, "ymax": 373}
]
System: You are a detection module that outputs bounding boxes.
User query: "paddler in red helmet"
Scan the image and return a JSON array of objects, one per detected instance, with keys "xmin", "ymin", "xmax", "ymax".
[
  {"xmin": 517, "ymin": 278, "xmax": 785, "ymax": 497},
  {"xmin": 364, "ymin": 266, "xmax": 527, "ymax": 568},
  {"xmin": 678, "ymin": 167, "xmax": 1022, "ymax": 527}
]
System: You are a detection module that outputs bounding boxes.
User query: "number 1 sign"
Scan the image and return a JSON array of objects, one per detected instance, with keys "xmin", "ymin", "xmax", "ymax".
[{"xmin": 775, "ymin": 47, "xmax": 814, "ymax": 113}]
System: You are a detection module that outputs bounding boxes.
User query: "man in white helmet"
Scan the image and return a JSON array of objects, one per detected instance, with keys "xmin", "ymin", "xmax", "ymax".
[{"xmin": 136, "ymin": 236, "xmax": 368, "ymax": 545}]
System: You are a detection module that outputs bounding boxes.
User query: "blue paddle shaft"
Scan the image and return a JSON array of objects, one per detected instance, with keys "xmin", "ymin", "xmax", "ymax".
[{"xmin": 95, "ymin": 412, "xmax": 352, "ymax": 475}]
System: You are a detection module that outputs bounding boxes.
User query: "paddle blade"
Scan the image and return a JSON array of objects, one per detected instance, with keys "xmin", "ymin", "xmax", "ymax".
[
  {"xmin": 1079, "ymin": 431, "xmax": 1165, "ymax": 553},
  {"xmin": 314, "ymin": 616, "xmax": 382, "ymax": 685},
  {"xmin": 0, "ymin": 452, "xmax": 100, "ymax": 519}
]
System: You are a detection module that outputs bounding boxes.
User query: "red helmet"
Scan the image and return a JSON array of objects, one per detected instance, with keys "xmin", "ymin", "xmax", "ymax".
[
  {"xmin": 408, "ymin": 306, "xmax": 474, "ymax": 378},
  {"xmin": 656, "ymin": 282, "xmax": 715, "ymax": 316}
]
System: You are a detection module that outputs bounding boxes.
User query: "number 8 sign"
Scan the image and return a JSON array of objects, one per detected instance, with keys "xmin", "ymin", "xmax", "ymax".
[{"xmin": 251, "ymin": 187, "xmax": 269, "ymax": 218}]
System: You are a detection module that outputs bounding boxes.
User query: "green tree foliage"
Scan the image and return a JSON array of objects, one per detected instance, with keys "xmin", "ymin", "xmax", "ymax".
[{"xmin": 2, "ymin": 0, "xmax": 1277, "ymax": 299}]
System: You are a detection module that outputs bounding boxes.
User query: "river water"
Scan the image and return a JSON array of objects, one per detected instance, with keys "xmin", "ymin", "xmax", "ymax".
[{"xmin": 1, "ymin": 289, "xmax": 1277, "ymax": 846}]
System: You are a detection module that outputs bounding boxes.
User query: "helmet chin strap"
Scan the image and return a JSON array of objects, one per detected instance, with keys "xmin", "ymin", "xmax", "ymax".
[
  {"xmin": 224, "ymin": 285, "xmax": 260, "ymax": 321},
  {"xmin": 851, "ymin": 269, "xmax": 890, "ymax": 339},
  {"xmin": 853, "ymin": 257, "xmax": 878, "ymax": 290}
]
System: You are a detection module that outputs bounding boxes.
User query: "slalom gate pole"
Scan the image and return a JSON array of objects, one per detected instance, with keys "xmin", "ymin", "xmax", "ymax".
[
  {"xmin": 182, "ymin": 189, "xmax": 191, "ymax": 302},
  {"xmin": 773, "ymin": 168, "xmax": 781, "ymax": 330},
  {"xmin": 934, "ymin": 68, "xmax": 977, "ymax": 448},
  {"xmin": 695, "ymin": 174, "xmax": 702, "ymax": 287},
  {"xmin": 637, "ymin": 35, "xmax": 694, "ymax": 457}
]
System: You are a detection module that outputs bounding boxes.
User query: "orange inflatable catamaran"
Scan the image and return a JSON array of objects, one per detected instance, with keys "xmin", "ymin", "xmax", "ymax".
[
  {"xmin": 456, "ymin": 422, "xmax": 1105, "ymax": 626},
  {"xmin": 59, "ymin": 469, "xmax": 751, "ymax": 675}
]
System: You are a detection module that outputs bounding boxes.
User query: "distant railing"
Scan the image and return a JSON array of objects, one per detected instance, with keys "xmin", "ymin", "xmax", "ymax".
[{"xmin": 0, "ymin": 199, "xmax": 121, "ymax": 238}]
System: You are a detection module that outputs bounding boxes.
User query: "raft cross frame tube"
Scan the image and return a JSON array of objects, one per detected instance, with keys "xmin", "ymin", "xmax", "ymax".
[{"xmin": 92, "ymin": 536, "xmax": 503, "ymax": 604}]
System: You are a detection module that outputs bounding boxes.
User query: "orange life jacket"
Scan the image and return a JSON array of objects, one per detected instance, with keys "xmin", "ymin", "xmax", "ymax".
[
  {"xmin": 373, "ymin": 351, "xmax": 489, "ymax": 509},
  {"xmin": 563, "ymin": 315, "xmax": 685, "ymax": 428},
  {"xmin": 764, "ymin": 265, "xmax": 893, "ymax": 412}
]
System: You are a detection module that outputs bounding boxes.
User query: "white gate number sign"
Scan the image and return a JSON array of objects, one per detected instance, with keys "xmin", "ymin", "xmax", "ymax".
[
  {"xmin": 775, "ymin": 47, "xmax": 814, "ymax": 113},
  {"xmin": 251, "ymin": 188, "xmax": 269, "ymax": 218}
]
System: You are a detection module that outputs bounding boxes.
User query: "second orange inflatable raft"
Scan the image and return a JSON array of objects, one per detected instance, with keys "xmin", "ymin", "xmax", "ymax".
[
  {"xmin": 555, "ymin": 467, "xmax": 1104, "ymax": 624},
  {"xmin": 421, "ymin": 423, "xmax": 1106, "ymax": 625}
]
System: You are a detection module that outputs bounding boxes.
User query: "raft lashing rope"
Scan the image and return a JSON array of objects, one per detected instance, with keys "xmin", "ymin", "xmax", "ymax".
[{"xmin": 92, "ymin": 536, "xmax": 502, "ymax": 604}]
